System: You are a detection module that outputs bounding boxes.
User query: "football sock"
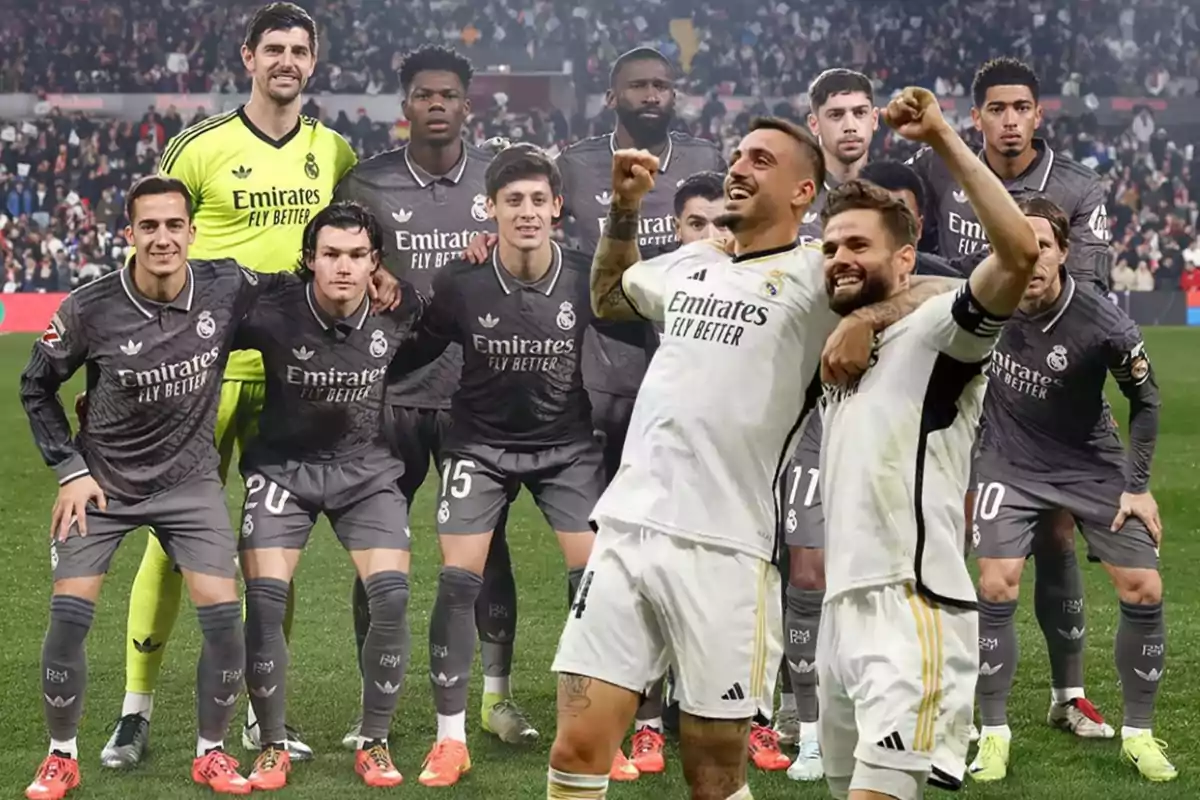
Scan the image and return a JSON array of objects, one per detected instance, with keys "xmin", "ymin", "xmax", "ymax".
[
  {"xmin": 547, "ymin": 767, "xmax": 609, "ymax": 798},
  {"xmin": 726, "ymin": 786, "xmax": 753, "ymax": 800},
  {"xmin": 196, "ymin": 736, "xmax": 224, "ymax": 758},
  {"xmin": 244, "ymin": 578, "xmax": 290, "ymax": 745},
  {"xmin": 125, "ymin": 532, "xmax": 182, "ymax": 695},
  {"xmin": 195, "ymin": 601, "xmax": 246, "ymax": 744},
  {"xmin": 478, "ymin": 527, "xmax": 517, "ymax": 684},
  {"xmin": 361, "ymin": 571, "xmax": 411, "ymax": 740},
  {"xmin": 121, "ymin": 691, "xmax": 154, "ymax": 721},
  {"xmin": 437, "ymin": 712, "xmax": 467, "ymax": 742},
  {"xmin": 785, "ymin": 585, "xmax": 823, "ymax": 723},
  {"xmin": 43, "ymin": 595, "xmax": 94, "ymax": 742},
  {"xmin": 352, "ymin": 576, "xmax": 371, "ymax": 675},
  {"xmin": 636, "ymin": 680, "xmax": 664, "ymax": 726},
  {"xmin": 429, "ymin": 566, "xmax": 483, "ymax": 715},
  {"xmin": 1033, "ymin": 549, "xmax": 1086, "ymax": 689},
  {"xmin": 1116, "ymin": 600, "xmax": 1164, "ymax": 729},
  {"xmin": 50, "ymin": 738, "xmax": 79, "ymax": 759},
  {"xmin": 977, "ymin": 598, "xmax": 1019, "ymax": 726}
]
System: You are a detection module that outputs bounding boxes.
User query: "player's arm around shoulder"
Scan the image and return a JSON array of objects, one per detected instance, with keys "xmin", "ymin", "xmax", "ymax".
[{"xmin": 387, "ymin": 264, "xmax": 462, "ymax": 378}]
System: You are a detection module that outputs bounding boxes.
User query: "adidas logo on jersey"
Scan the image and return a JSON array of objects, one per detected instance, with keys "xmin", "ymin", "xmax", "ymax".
[
  {"xmin": 292, "ymin": 346, "xmax": 314, "ymax": 361},
  {"xmin": 120, "ymin": 339, "xmax": 143, "ymax": 356},
  {"xmin": 479, "ymin": 313, "xmax": 499, "ymax": 328},
  {"xmin": 687, "ymin": 269, "xmax": 707, "ymax": 281},
  {"xmin": 952, "ymin": 189, "xmax": 968, "ymax": 203},
  {"xmin": 802, "ymin": 211, "xmax": 818, "ymax": 224},
  {"xmin": 876, "ymin": 732, "xmax": 906, "ymax": 751},
  {"xmin": 392, "ymin": 209, "xmax": 413, "ymax": 224},
  {"xmin": 720, "ymin": 683, "xmax": 746, "ymax": 701},
  {"xmin": 232, "ymin": 165, "xmax": 252, "ymax": 179},
  {"xmin": 594, "ymin": 190, "xmax": 612, "ymax": 206}
]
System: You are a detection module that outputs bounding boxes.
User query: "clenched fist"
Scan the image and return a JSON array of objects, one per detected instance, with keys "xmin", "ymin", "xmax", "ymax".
[
  {"xmin": 883, "ymin": 87, "xmax": 952, "ymax": 144},
  {"xmin": 611, "ymin": 149, "xmax": 659, "ymax": 208}
]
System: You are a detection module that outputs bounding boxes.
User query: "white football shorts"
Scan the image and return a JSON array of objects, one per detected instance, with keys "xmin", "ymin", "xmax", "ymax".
[{"xmin": 552, "ymin": 521, "xmax": 782, "ymax": 720}]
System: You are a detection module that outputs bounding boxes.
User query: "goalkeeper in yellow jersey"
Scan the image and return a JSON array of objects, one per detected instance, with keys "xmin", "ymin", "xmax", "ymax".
[{"xmin": 99, "ymin": 2, "xmax": 358, "ymax": 769}]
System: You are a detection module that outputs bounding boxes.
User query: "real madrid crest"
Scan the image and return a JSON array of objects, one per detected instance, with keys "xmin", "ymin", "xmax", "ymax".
[
  {"xmin": 762, "ymin": 269, "xmax": 784, "ymax": 298},
  {"xmin": 304, "ymin": 153, "xmax": 319, "ymax": 180},
  {"xmin": 470, "ymin": 193, "xmax": 489, "ymax": 223},
  {"xmin": 556, "ymin": 301, "xmax": 576, "ymax": 331},
  {"xmin": 1046, "ymin": 344, "xmax": 1068, "ymax": 372},
  {"xmin": 196, "ymin": 310, "xmax": 216, "ymax": 339},
  {"xmin": 785, "ymin": 508, "xmax": 797, "ymax": 533},
  {"xmin": 369, "ymin": 329, "xmax": 389, "ymax": 358}
]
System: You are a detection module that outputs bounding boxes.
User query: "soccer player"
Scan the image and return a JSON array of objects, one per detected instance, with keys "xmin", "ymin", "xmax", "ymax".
[
  {"xmin": 547, "ymin": 118, "xmax": 944, "ymax": 800},
  {"xmin": 817, "ymin": 86, "xmax": 1041, "ymax": 800},
  {"xmin": 967, "ymin": 196, "xmax": 1172, "ymax": 783},
  {"xmin": 557, "ymin": 45, "xmax": 729, "ymax": 779},
  {"xmin": 233, "ymin": 202, "xmax": 421, "ymax": 790},
  {"xmin": 109, "ymin": 2, "xmax": 358, "ymax": 766},
  {"xmin": 674, "ymin": 170, "xmax": 727, "ymax": 244},
  {"xmin": 382, "ymin": 145, "xmax": 601, "ymax": 787},
  {"xmin": 19, "ymin": 176, "xmax": 291, "ymax": 799},
  {"xmin": 333, "ymin": 45, "xmax": 527, "ymax": 750}
]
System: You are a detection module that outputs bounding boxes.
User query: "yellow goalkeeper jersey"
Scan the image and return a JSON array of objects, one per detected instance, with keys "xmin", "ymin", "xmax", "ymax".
[{"xmin": 159, "ymin": 106, "xmax": 357, "ymax": 381}]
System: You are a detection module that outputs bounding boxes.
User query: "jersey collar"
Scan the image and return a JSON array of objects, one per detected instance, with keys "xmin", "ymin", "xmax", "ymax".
[
  {"xmin": 120, "ymin": 261, "xmax": 195, "ymax": 318},
  {"xmin": 305, "ymin": 281, "xmax": 369, "ymax": 332},
  {"xmin": 404, "ymin": 144, "xmax": 468, "ymax": 187},
  {"xmin": 609, "ymin": 131, "xmax": 674, "ymax": 173},
  {"xmin": 491, "ymin": 241, "xmax": 563, "ymax": 296},
  {"xmin": 979, "ymin": 138, "xmax": 1055, "ymax": 193},
  {"xmin": 731, "ymin": 241, "xmax": 798, "ymax": 264},
  {"xmin": 236, "ymin": 105, "xmax": 302, "ymax": 150}
]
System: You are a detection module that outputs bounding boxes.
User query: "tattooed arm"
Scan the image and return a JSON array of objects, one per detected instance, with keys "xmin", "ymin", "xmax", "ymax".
[{"xmin": 590, "ymin": 201, "xmax": 645, "ymax": 321}]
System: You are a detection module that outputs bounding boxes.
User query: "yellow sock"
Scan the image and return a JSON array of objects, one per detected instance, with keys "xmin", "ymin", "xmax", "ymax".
[
  {"xmin": 125, "ymin": 532, "xmax": 184, "ymax": 694},
  {"xmin": 547, "ymin": 767, "xmax": 608, "ymax": 798}
]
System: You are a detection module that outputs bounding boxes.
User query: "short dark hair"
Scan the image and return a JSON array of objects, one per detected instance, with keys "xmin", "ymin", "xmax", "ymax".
[
  {"xmin": 972, "ymin": 57, "xmax": 1040, "ymax": 108},
  {"xmin": 126, "ymin": 175, "xmax": 192, "ymax": 221},
  {"xmin": 244, "ymin": 2, "xmax": 317, "ymax": 53},
  {"xmin": 298, "ymin": 201, "xmax": 384, "ymax": 279},
  {"xmin": 859, "ymin": 160, "xmax": 927, "ymax": 211},
  {"xmin": 808, "ymin": 68, "xmax": 874, "ymax": 111},
  {"xmin": 610, "ymin": 47, "xmax": 673, "ymax": 88},
  {"xmin": 400, "ymin": 45, "xmax": 474, "ymax": 94},
  {"xmin": 673, "ymin": 171, "xmax": 725, "ymax": 217},
  {"xmin": 484, "ymin": 144, "xmax": 562, "ymax": 199},
  {"xmin": 747, "ymin": 116, "xmax": 826, "ymax": 192},
  {"xmin": 822, "ymin": 179, "xmax": 918, "ymax": 248},
  {"xmin": 1018, "ymin": 195, "xmax": 1069, "ymax": 251}
]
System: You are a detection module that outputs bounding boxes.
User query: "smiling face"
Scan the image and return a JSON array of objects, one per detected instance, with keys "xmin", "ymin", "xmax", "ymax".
[
  {"xmin": 719, "ymin": 127, "xmax": 816, "ymax": 233},
  {"xmin": 822, "ymin": 207, "xmax": 916, "ymax": 315},
  {"xmin": 488, "ymin": 177, "xmax": 562, "ymax": 254},
  {"xmin": 126, "ymin": 191, "xmax": 194, "ymax": 280},
  {"xmin": 242, "ymin": 27, "xmax": 315, "ymax": 106}
]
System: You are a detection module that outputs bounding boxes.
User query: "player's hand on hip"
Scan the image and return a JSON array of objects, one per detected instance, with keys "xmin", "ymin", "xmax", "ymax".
[
  {"xmin": 368, "ymin": 267, "xmax": 401, "ymax": 312},
  {"xmin": 883, "ymin": 87, "xmax": 952, "ymax": 144},
  {"xmin": 51, "ymin": 475, "xmax": 107, "ymax": 542},
  {"xmin": 463, "ymin": 232, "xmax": 499, "ymax": 264},
  {"xmin": 74, "ymin": 391, "xmax": 89, "ymax": 429},
  {"xmin": 611, "ymin": 149, "xmax": 659, "ymax": 207},
  {"xmin": 1112, "ymin": 490, "xmax": 1163, "ymax": 545},
  {"xmin": 821, "ymin": 315, "xmax": 876, "ymax": 385}
]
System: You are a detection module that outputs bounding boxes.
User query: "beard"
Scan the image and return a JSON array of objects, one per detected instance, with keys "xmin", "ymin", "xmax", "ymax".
[
  {"xmin": 826, "ymin": 270, "xmax": 894, "ymax": 316},
  {"xmin": 616, "ymin": 106, "xmax": 673, "ymax": 144},
  {"xmin": 713, "ymin": 210, "xmax": 744, "ymax": 232}
]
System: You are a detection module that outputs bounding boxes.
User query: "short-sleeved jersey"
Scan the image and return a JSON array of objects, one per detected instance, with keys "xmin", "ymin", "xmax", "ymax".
[
  {"xmin": 334, "ymin": 143, "xmax": 494, "ymax": 409},
  {"xmin": 234, "ymin": 277, "xmax": 424, "ymax": 466},
  {"xmin": 19, "ymin": 259, "xmax": 279, "ymax": 500},
  {"xmin": 408, "ymin": 243, "xmax": 595, "ymax": 450},
  {"xmin": 977, "ymin": 274, "xmax": 1154, "ymax": 484},
  {"xmin": 909, "ymin": 140, "xmax": 1111, "ymax": 290},
  {"xmin": 821, "ymin": 286, "xmax": 1003, "ymax": 609},
  {"xmin": 159, "ymin": 107, "xmax": 358, "ymax": 381},
  {"xmin": 797, "ymin": 178, "xmax": 839, "ymax": 245},
  {"xmin": 558, "ymin": 131, "xmax": 727, "ymax": 398},
  {"xmin": 593, "ymin": 240, "xmax": 838, "ymax": 562}
]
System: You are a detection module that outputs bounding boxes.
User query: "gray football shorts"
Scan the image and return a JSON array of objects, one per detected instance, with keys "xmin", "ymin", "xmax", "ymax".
[
  {"xmin": 51, "ymin": 473, "xmax": 238, "ymax": 580},
  {"xmin": 780, "ymin": 444, "xmax": 824, "ymax": 549},
  {"xmin": 383, "ymin": 404, "xmax": 453, "ymax": 502},
  {"xmin": 971, "ymin": 463, "xmax": 1158, "ymax": 570},
  {"xmin": 436, "ymin": 439, "xmax": 606, "ymax": 535},
  {"xmin": 239, "ymin": 449, "xmax": 409, "ymax": 552},
  {"xmin": 589, "ymin": 389, "xmax": 636, "ymax": 483}
]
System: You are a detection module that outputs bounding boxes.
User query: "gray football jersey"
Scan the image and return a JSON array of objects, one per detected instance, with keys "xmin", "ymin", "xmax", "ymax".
[
  {"xmin": 797, "ymin": 179, "xmax": 838, "ymax": 245},
  {"xmin": 334, "ymin": 143, "xmax": 494, "ymax": 409},
  {"xmin": 19, "ymin": 259, "xmax": 276, "ymax": 500},
  {"xmin": 908, "ymin": 140, "xmax": 1112, "ymax": 290},
  {"xmin": 411, "ymin": 243, "xmax": 595, "ymax": 449},
  {"xmin": 558, "ymin": 131, "xmax": 726, "ymax": 397},
  {"xmin": 978, "ymin": 276, "xmax": 1158, "ymax": 485},
  {"xmin": 234, "ymin": 276, "xmax": 423, "ymax": 466}
]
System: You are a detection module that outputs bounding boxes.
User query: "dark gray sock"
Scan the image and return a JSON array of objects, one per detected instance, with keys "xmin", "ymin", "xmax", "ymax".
[
  {"xmin": 977, "ymin": 598, "xmax": 1019, "ymax": 726},
  {"xmin": 361, "ymin": 571, "xmax": 410, "ymax": 740},
  {"xmin": 43, "ymin": 595, "xmax": 95, "ymax": 741},
  {"xmin": 784, "ymin": 585, "xmax": 823, "ymax": 723},
  {"xmin": 195, "ymin": 601, "xmax": 246, "ymax": 743},
  {"xmin": 1033, "ymin": 549, "xmax": 1086, "ymax": 689},
  {"xmin": 478, "ymin": 528, "xmax": 516, "ymax": 680},
  {"xmin": 429, "ymin": 566, "xmax": 483, "ymax": 715},
  {"xmin": 352, "ymin": 576, "xmax": 370, "ymax": 675},
  {"xmin": 636, "ymin": 679, "xmax": 665, "ymax": 723},
  {"xmin": 1116, "ymin": 600, "xmax": 1165, "ymax": 729},
  {"xmin": 244, "ymin": 578, "xmax": 290, "ymax": 745}
]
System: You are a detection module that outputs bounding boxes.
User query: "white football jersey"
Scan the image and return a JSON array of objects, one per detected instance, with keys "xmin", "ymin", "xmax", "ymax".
[
  {"xmin": 592, "ymin": 240, "xmax": 838, "ymax": 562},
  {"xmin": 820, "ymin": 286, "xmax": 1003, "ymax": 607}
]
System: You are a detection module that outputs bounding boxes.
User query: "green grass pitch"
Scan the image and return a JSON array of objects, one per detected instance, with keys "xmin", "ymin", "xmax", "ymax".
[{"xmin": 0, "ymin": 328, "xmax": 1197, "ymax": 798}]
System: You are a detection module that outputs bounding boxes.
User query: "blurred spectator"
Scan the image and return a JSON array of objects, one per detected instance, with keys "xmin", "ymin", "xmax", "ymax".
[
  {"xmin": 1112, "ymin": 258, "xmax": 1138, "ymax": 291},
  {"xmin": 1179, "ymin": 263, "xmax": 1200, "ymax": 291}
]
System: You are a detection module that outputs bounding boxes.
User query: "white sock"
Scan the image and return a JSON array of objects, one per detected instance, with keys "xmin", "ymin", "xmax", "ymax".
[
  {"xmin": 547, "ymin": 767, "xmax": 609, "ymax": 798},
  {"xmin": 799, "ymin": 720, "xmax": 820, "ymax": 741},
  {"xmin": 1052, "ymin": 686, "xmax": 1085, "ymax": 704},
  {"xmin": 483, "ymin": 676, "xmax": 510, "ymax": 697},
  {"xmin": 121, "ymin": 691, "xmax": 154, "ymax": 721},
  {"xmin": 778, "ymin": 692, "xmax": 797, "ymax": 712},
  {"xmin": 196, "ymin": 736, "xmax": 223, "ymax": 758},
  {"xmin": 1122, "ymin": 725, "xmax": 1151, "ymax": 740},
  {"xmin": 980, "ymin": 724, "xmax": 1012, "ymax": 740},
  {"xmin": 246, "ymin": 701, "xmax": 258, "ymax": 730},
  {"xmin": 50, "ymin": 738, "xmax": 78, "ymax": 759},
  {"xmin": 726, "ymin": 785, "xmax": 753, "ymax": 799},
  {"xmin": 436, "ymin": 712, "xmax": 467, "ymax": 742},
  {"xmin": 635, "ymin": 716, "xmax": 662, "ymax": 732}
]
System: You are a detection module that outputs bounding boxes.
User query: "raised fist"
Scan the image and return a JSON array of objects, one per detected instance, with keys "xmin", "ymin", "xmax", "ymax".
[
  {"xmin": 610, "ymin": 149, "xmax": 659, "ymax": 208},
  {"xmin": 883, "ymin": 87, "xmax": 951, "ymax": 144}
]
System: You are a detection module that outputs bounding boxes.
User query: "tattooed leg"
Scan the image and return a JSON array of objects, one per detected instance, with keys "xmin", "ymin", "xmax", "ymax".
[{"xmin": 549, "ymin": 673, "xmax": 641, "ymax": 777}]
